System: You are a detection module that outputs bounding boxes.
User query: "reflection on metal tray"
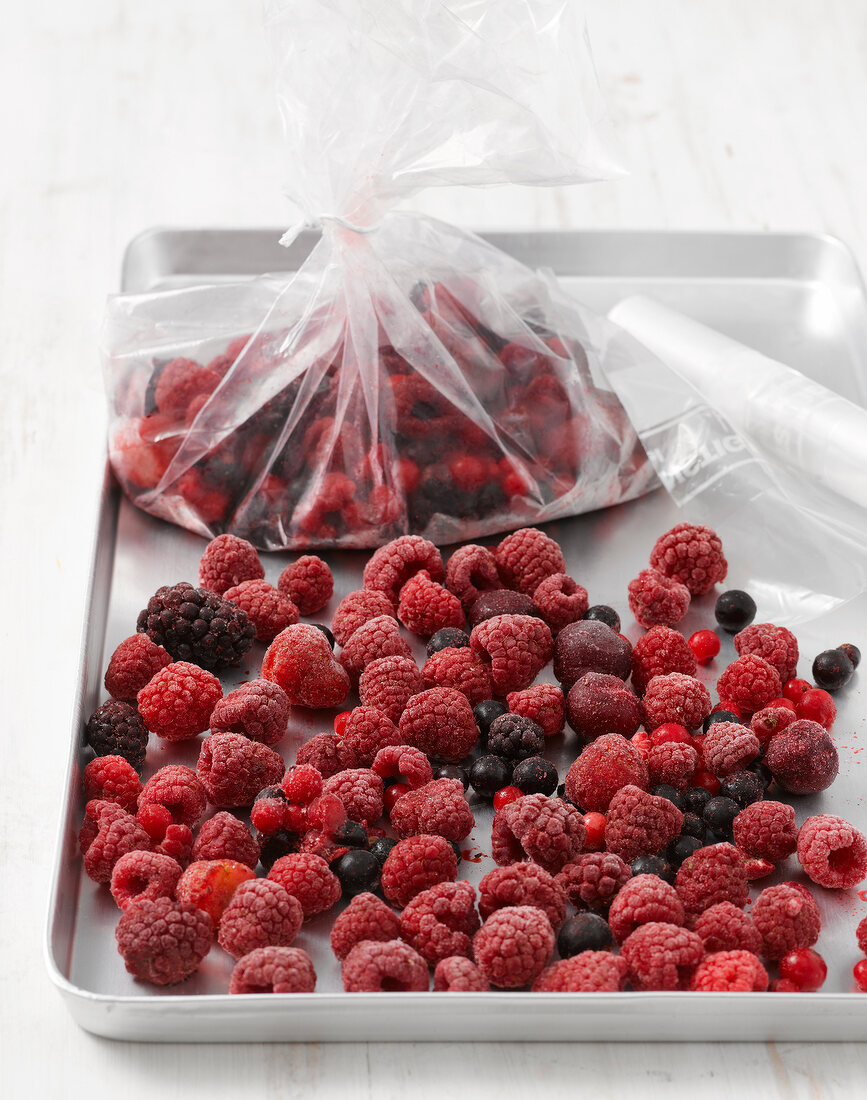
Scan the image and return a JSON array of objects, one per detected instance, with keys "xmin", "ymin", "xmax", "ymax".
[{"xmin": 47, "ymin": 229, "xmax": 867, "ymax": 1041}]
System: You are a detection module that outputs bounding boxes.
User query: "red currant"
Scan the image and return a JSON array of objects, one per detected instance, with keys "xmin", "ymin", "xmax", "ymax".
[
  {"xmin": 853, "ymin": 959, "xmax": 867, "ymax": 992},
  {"xmin": 651, "ymin": 723, "xmax": 691, "ymax": 746},
  {"xmin": 796, "ymin": 688, "xmax": 836, "ymax": 730},
  {"xmin": 779, "ymin": 947, "xmax": 827, "ymax": 992},
  {"xmin": 582, "ymin": 811, "xmax": 607, "ymax": 851},
  {"xmin": 769, "ymin": 978, "xmax": 800, "ymax": 992},
  {"xmin": 688, "ymin": 629, "xmax": 721, "ymax": 663},
  {"xmin": 383, "ymin": 782, "xmax": 411, "ymax": 814},
  {"xmin": 283, "ymin": 803, "xmax": 309, "ymax": 834},
  {"xmin": 713, "ymin": 700, "xmax": 742, "ymax": 720},
  {"xmin": 692, "ymin": 769, "xmax": 721, "ymax": 796},
  {"xmin": 766, "ymin": 696, "xmax": 798, "ymax": 714},
  {"xmin": 783, "ymin": 677, "xmax": 812, "ymax": 703},
  {"xmin": 334, "ymin": 711, "xmax": 352, "ymax": 736},
  {"xmin": 492, "ymin": 785, "xmax": 524, "ymax": 812},
  {"xmin": 250, "ymin": 799, "xmax": 285, "ymax": 835}
]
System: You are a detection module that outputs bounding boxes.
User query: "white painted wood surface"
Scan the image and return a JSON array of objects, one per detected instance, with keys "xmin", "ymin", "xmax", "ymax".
[{"xmin": 2, "ymin": 0, "xmax": 866, "ymax": 1094}]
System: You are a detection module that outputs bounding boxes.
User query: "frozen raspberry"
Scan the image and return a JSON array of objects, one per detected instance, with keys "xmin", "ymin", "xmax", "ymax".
[
  {"xmin": 380, "ymin": 835, "xmax": 458, "ymax": 909},
  {"xmin": 390, "ymin": 778, "xmax": 474, "ymax": 842},
  {"xmin": 267, "ymin": 853, "xmax": 341, "ymax": 917},
  {"xmin": 79, "ymin": 800, "xmax": 151, "ymax": 882},
  {"xmin": 359, "ymin": 655, "xmax": 423, "ymax": 723},
  {"xmin": 646, "ymin": 741, "xmax": 698, "ymax": 790},
  {"xmin": 192, "ymin": 812, "xmax": 260, "ymax": 869},
  {"xmin": 469, "ymin": 589, "xmax": 541, "ymax": 626},
  {"xmin": 750, "ymin": 704, "xmax": 797, "ymax": 747},
  {"xmin": 702, "ymin": 720, "xmax": 760, "ymax": 777},
  {"xmin": 363, "ymin": 535, "xmax": 444, "ymax": 607},
  {"xmin": 156, "ymin": 824, "xmax": 194, "ymax": 867},
  {"xmin": 630, "ymin": 625, "xmax": 697, "ymax": 696},
  {"xmin": 554, "ymin": 620, "xmax": 633, "ymax": 689},
  {"xmin": 304, "ymin": 791, "xmax": 346, "ymax": 835},
  {"xmin": 209, "ymin": 679, "xmax": 289, "ymax": 746},
  {"xmin": 690, "ymin": 950, "xmax": 768, "ymax": 992},
  {"xmin": 399, "ymin": 881, "xmax": 480, "ymax": 964},
  {"xmin": 608, "ymin": 874, "xmax": 685, "ymax": 943},
  {"xmin": 323, "ymin": 769, "xmax": 384, "ymax": 824},
  {"xmin": 533, "ymin": 951, "xmax": 629, "ymax": 993},
  {"xmin": 752, "ymin": 882, "xmax": 821, "ymax": 958},
  {"xmin": 488, "ymin": 713, "xmax": 545, "ymax": 761},
  {"xmin": 433, "ymin": 956, "xmax": 490, "ymax": 991},
  {"xmin": 764, "ymin": 719, "xmax": 839, "ymax": 795},
  {"xmin": 554, "ymin": 851, "xmax": 631, "ymax": 911},
  {"xmin": 470, "ymin": 614, "xmax": 554, "ymax": 694},
  {"xmin": 628, "ymin": 568, "xmax": 690, "ymax": 629},
  {"xmin": 641, "ymin": 673, "xmax": 711, "ymax": 732},
  {"xmin": 330, "ymin": 892, "xmax": 401, "ymax": 961},
  {"xmin": 649, "ymin": 523, "xmax": 727, "ymax": 596},
  {"xmin": 296, "ymin": 732, "xmax": 358, "ymax": 778},
  {"xmin": 693, "ymin": 902, "xmax": 763, "ymax": 955},
  {"xmin": 734, "ymin": 623, "xmax": 799, "ymax": 684},
  {"xmin": 422, "ymin": 647, "xmax": 492, "ymax": 706},
  {"xmin": 564, "ymin": 733, "xmax": 649, "ymax": 813},
  {"xmin": 116, "ymin": 897, "xmax": 213, "ymax": 986},
  {"xmin": 342, "ymin": 938, "xmax": 429, "ymax": 992},
  {"xmin": 621, "ymin": 921, "xmax": 704, "ymax": 990},
  {"xmin": 797, "ymin": 814, "xmax": 867, "ymax": 890},
  {"xmin": 397, "ymin": 571, "xmax": 464, "ymax": 638},
  {"xmin": 341, "ymin": 705, "xmax": 402, "ymax": 768},
  {"xmin": 732, "ymin": 801, "xmax": 798, "ymax": 862},
  {"xmin": 229, "ymin": 946, "xmax": 316, "ymax": 993},
  {"xmin": 139, "ymin": 765, "xmax": 207, "ymax": 828},
  {"xmin": 532, "ymin": 574, "xmax": 589, "ymax": 633},
  {"xmin": 110, "ymin": 850, "xmax": 182, "ymax": 910},
  {"xmin": 85, "ymin": 700, "xmax": 150, "ymax": 772},
  {"xmin": 278, "ymin": 555, "xmax": 333, "ymax": 615},
  {"xmin": 154, "ymin": 356, "xmax": 220, "ymax": 419},
  {"xmin": 495, "ymin": 528, "xmax": 565, "ymax": 596},
  {"xmin": 262, "ymin": 623, "xmax": 351, "ymax": 707},
  {"xmin": 505, "ymin": 684, "xmax": 565, "ymax": 739},
  {"xmin": 340, "ymin": 616, "xmax": 413, "ymax": 684},
  {"xmin": 675, "ymin": 843, "xmax": 749, "ymax": 919},
  {"xmin": 331, "ymin": 589, "xmax": 396, "ymax": 647},
  {"xmin": 198, "ymin": 533, "xmax": 264, "ymax": 595},
  {"xmin": 474, "ymin": 905, "xmax": 555, "ymax": 988},
  {"xmin": 565, "ymin": 673, "xmax": 640, "ymax": 743},
  {"xmin": 223, "ymin": 580, "xmax": 299, "ymax": 643},
  {"xmin": 175, "ymin": 858, "xmax": 256, "ymax": 925},
  {"xmin": 604, "ymin": 785, "xmax": 684, "ymax": 864},
  {"xmin": 104, "ymin": 634, "xmax": 172, "ymax": 703},
  {"xmin": 137, "ymin": 581, "xmax": 255, "ymax": 671},
  {"xmin": 83, "ymin": 755, "xmax": 142, "ymax": 812},
  {"xmin": 491, "ymin": 794, "xmax": 585, "ymax": 874},
  {"xmin": 399, "ymin": 687, "xmax": 478, "ymax": 763},
  {"xmin": 137, "ymin": 661, "xmax": 222, "ymax": 742},
  {"xmin": 217, "ymin": 878, "xmax": 303, "ymax": 959},
  {"xmin": 445, "ymin": 544, "xmax": 501, "ymax": 610},
  {"xmin": 372, "ymin": 744, "xmax": 433, "ymax": 789},
  {"xmin": 716, "ymin": 654, "xmax": 781, "ymax": 715},
  {"xmin": 197, "ymin": 733, "xmax": 284, "ymax": 809},
  {"xmin": 479, "ymin": 863, "xmax": 567, "ymax": 929},
  {"xmin": 281, "ymin": 764, "xmax": 324, "ymax": 804}
]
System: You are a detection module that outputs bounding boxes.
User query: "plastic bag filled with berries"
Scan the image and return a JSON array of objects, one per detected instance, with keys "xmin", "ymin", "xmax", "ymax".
[{"xmin": 100, "ymin": 0, "xmax": 658, "ymax": 550}]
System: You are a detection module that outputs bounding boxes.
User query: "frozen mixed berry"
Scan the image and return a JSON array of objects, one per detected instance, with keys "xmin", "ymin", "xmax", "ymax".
[
  {"xmin": 732, "ymin": 801, "xmax": 798, "ymax": 862},
  {"xmin": 267, "ymin": 853, "xmax": 341, "ymax": 917},
  {"xmin": 628, "ymin": 568, "xmax": 690, "ymax": 629},
  {"xmin": 487, "ymin": 713, "xmax": 545, "ymax": 762},
  {"xmin": 372, "ymin": 744, "xmax": 433, "ymax": 790},
  {"xmin": 359, "ymin": 655, "xmax": 423, "ymax": 723},
  {"xmin": 398, "ymin": 571, "xmax": 464, "ymax": 637},
  {"xmin": 217, "ymin": 878, "xmax": 303, "ymax": 959},
  {"xmin": 719, "ymin": 770, "xmax": 765, "ymax": 807},
  {"xmin": 564, "ymin": 733, "xmax": 649, "ymax": 813},
  {"xmin": 473, "ymin": 699, "xmax": 508, "ymax": 741},
  {"xmin": 433, "ymin": 956, "xmax": 489, "ymax": 992},
  {"xmin": 340, "ymin": 615, "xmax": 413, "ymax": 684},
  {"xmin": 752, "ymin": 882, "xmax": 821, "ymax": 958},
  {"xmin": 796, "ymin": 687, "xmax": 837, "ymax": 729},
  {"xmin": 250, "ymin": 785, "xmax": 290, "ymax": 839},
  {"xmin": 675, "ymin": 842, "xmax": 749, "ymax": 919},
  {"xmin": 491, "ymin": 793, "xmax": 585, "ymax": 874},
  {"xmin": 334, "ymin": 850, "xmax": 381, "ymax": 896},
  {"xmin": 79, "ymin": 801, "xmax": 150, "ymax": 883},
  {"xmin": 693, "ymin": 901, "xmax": 763, "ymax": 955},
  {"xmin": 197, "ymin": 733, "xmax": 284, "ymax": 808},
  {"xmin": 607, "ymin": 874, "xmax": 685, "ymax": 944},
  {"xmin": 399, "ymin": 686, "xmax": 478, "ymax": 763},
  {"xmin": 110, "ymin": 850, "xmax": 182, "ymax": 910},
  {"xmin": 330, "ymin": 892, "xmax": 401, "ymax": 960},
  {"xmin": 506, "ymin": 684, "xmax": 565, "ymax": 739},
  {"xmin": 532, "ymin": 573, "xmax": 589, "ymax": 633},
  {"xmin": 554, "ymin": 619, "xmax": 633, "ymax": 689},
  {"xmin": 192, "ymin": 812, "xmax": 259, "ymax": 869},
  {"xmin": 340, "ymin": 705, "xmax": 402, "ymax": 768},
  {"xmin": 223, "ymin": 580, "xmax": 299, "ymax": 643},
  {"xmin": 779, "ymin": 947, "xmax": 827, "ymax": 991},
  {"xmin": 716, "ymin": 654, "xmax": 781, "ymax": 715},
  {"xmin": 85, "ymin": 700, "xmax": 149, "ymax": 772},
  {"xmin": 444, "ymin": 544, "xmax": 501, "ymax": 610},
  {"xmin": 566, "ymin": 672, "xmax": 641, "ymax": 743},
  {"xmin": 323, "ymin": 769, "xmax": 384, "ymax": 824},
  {"xmin": 479, "ymin": 863, "xmax": 567, "ymax": 930},
  {"xmin": 278, "ymin": 555, "xmax": 333, "ymax": 615},
  {"xmin": 331, "ymin": 588, "xmax": 396, "ymax": 647},
  {"xmin": 470, "ymin": 613, "xmax": 554, "ymax": 694},
  {"xmin": 641, "ymin": 673, "xmax": 711, "ymax": 733},
  {"xmin": 362, "ymin": 535, "xmax": 444, "ymax": 606},
  {"xmin": 469, "ymin": 589, "xmax": 541, "ymax": 626},
  {"xmin": 279, "ymin": 764, "xmax": 323, "ymax": 805},
  {"xmin": 296, "ymin": 732, "xmax": 358, "ymax": 779},
  {"xmin": 512, "ymin": 757, "xmax": 558, "ymax": 797},
  {"xmin": 139, "ymin": 765, "xmax": 207, "ymax": 828},
  {"xmin": 812, "ymin": 648, "xmax": 855, "ymax": 692},
  {"xmin": 735, "ymin": 623, "xmax": 799, "ymax": 684},
  {"xmin": 137, "ymin": 661, "xmax": 222, "ymax": 743},
  {"xmin": 690, "ymin": 951, "xmax": 768, "ymax": 992},
  {"xmin": 390, "ymin": 778, "xmax": 474, "ymax": 842},
  {"xmin": 557, "ymin": 913, "xmax": 614, "ymax": 957},
  {"xmin": 702, "ymin": 721, "xmax": 760, "ymax": 778},
  {"xmin": 175, "ymin": 858, "xmax": 256, "ymax": 926},
  {"xmin": 797, "ymin": 814, "xmax": 867, "ymax": 890},
  {"xmin": 715, "ymin": 589, "xmax": 757, "ymax": 633},
  {"xmin": 199, "ymin": 534, "xmax": 264, "ymax": 595},
  {"xmin": 422, "ymin": 646, "xmax": 492, "ymax": 706},
  {"xmin": 555, "ymin": 851, "xmax": 631, "ymax": 911},
  {"xmin": 156, "ymin": 824, "xmax": 194, "ymax": 867},
  {"xmin": 473, "ymin": 905, "xmax": 555, "ymax": 988},
  {"xmin": 229, "ymin": 946, "xmax": 316, "ymax": 994},
  {"xmin": 582, "ymin": 605, "xmax": 621, "ymax": 632},
  {"xmin": 750, "ymin": 704, "xmax": 797, "ymax": 747},
  {"xmin": 83, "ymin": 755, "xmax": 142, "ymax": 812},
  {"xmin": 262, "ymin": 623, "xmax": 351, "ymax": 707},
  {"xmin": 209, "ymin": 679, "xmax": 290, "ymax": 746},
  {"xmin": 631, "ymin": 625, "xmax": 698, "ymax": 695},
  {"xmin": 620, "ymin": 921, "xmax": 704, "ymax": 990},
  {"xmin": 688, "ymin": 629, "xmax": 721, "ymax": 664},
  {"xmin": 469, "ymin": 755, "xmax": 513, "ymax": 800},
  {"xmin": 116, "ymin": 897, "xmax": 213, "ymax": 986},
  {"xmin": 399, "ymin": 881, "xmax": 480, "ymax": 964},
  {"xmin": 649, "ymin": 523, "xmax": 727, "ymax": 596},
  {"xmin": 533, "ymin": 951, "xmax": 628, "ymax": 993},
  {"xmin": 380, "ymin": 834, "xmax": 458, "ymax": 909},
  {"xmin": 137, "ymin": 581, "xmax": 255, "ymax": 670},
  {"xmin": 495, "ymin": 528, "xmax": 565, "ymax": 596},
  {"xmin": 104, "ymin": 634, "xmax": 172, "ymax": 703},
  {"xmin": 604, "ymin": 785, "xmax": 684, "ymax": 864},
  {"xmin": 701, "ymin": 796, "xmax": 740, "ymax": 837},
  {"xmin": 764, "ymin": 719, "xmax": 839, "ymax": 795},
  {"xmin": 646, "ymin": 741, "xmax": 697, "ymax": 791},
  {"xmin": 342, "ymin": 938, "xmax": 429, "ymax": 992}
]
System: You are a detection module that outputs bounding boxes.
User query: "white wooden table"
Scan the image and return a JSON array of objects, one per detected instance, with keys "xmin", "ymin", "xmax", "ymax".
[{"xmin": 2, "ymin": 1, "xmax": 865, "ymax": 1094}]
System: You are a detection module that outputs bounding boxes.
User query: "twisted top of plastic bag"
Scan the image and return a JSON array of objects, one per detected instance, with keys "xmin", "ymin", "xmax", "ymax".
[{"xmin": 267, "ymin": 0, "xmax": 621, "ymax": 231}]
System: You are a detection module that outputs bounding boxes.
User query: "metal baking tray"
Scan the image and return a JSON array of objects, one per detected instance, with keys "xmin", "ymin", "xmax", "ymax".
[{"xmin": 47, "ymin": 229, "xmax": 867, "ymax": 1041}]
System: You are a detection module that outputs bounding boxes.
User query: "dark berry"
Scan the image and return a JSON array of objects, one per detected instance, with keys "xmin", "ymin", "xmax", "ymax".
[
  {"xmin": 702, "ymin": 709, "xmax": 741, "ymax": 734},
  {"xmin": 714, "ymin": 590, "xmax": 757, "ymax": 633},
  {"xmin": 682, "ymin": 786, "xmax": 713, "ymax": 815},
  {"xmin": 680, "ymin": 813, "xmax": 706, "ymax": 841},
  {"xmin": 651, "ymin": 784, "xmax": 686, "ymax": 810},
  {"xmin": 702, "ymin": 796, "xmax": 740, "ymax": 836},
  {"xmin": 433, "ymin": 764, "xmax": 470, "ymax": 790},
  {"xmin": 719, "ymin": 770, "xmax": 765, "ymax": 807},
  {"xmin": 449, "ymin": 840, "xmax": 464, "ymax": 865},
  {"xmin": 256, "ymin": 829, "xmax": 298, "ymax": 870},
  {"xmin": 312, "ymin": 624, "xmax": 335, "ymax": 649},
  {"xmin": 426, "ymin": 628, "xmax": 470, "ymax": 657},
  {"xmin": 473, "ymin": 699, "xmax": 507, "ymax": 745},
  {"xmin": 630, "ymin": 854, "xmax": 673, "ymax": 883},
  {"xmin": 666, "ymin": 835, "xmax": 703, "ymax": 867},
  {"xmin": 582, "ymin": 605, "xmax": 621, "ymax": 632},
  {"xmin": 487, "ymin": 713, "xmax": 545, "ymax": 761},
  {"xmin": 812, "ymin": 648, "xmax": 855, "ymax": 691},
  {"xmin": 254, "ymin": 785, "xmax": 287, "ymax": 804},
  {"xmin": 512, "ymin": 756, "xmax": 558, "ymax": 796},
  {"xmin": 839, "ymin": 643, "xmax": 861, "ymax": 670},
  {"xmin": 334, "ymin": 849, "xmax": 381, "ymax": 896},
  {"xmin": 137, "ymin": 581, "xmax": 255, "ymax": 670},
  {"xmin": 468, "ymin": 755, "xmax": 513, "ymax": 800},
  {"xmin": 369, "ymin": 837, "xmax": 398, "ymax": 866},
  {"xmin": 557, "ymin": 782, "xmax": 579, "ymax": 809},
  {"xmin": 85, "ymin": 700, "xmax": 149, "ymax": 772},
  {"xmin": 557, "ymin": 913, "xmax": 613, "ymax": 958},
  {"xmin": 746, "ymin": 761, "xmax": 774, "ymax": 789},
  {"xmin": 333, "ymin": 820, "xmax": 369, "ymax": 849}
]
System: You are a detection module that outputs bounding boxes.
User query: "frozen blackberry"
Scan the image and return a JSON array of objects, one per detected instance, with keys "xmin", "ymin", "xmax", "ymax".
[
  {"xmin": 557, "ymin": 914, "xmax": 613, "ymax": 957},
  {"xmin": 703, "ymin": 709, "xmax": 740, "ymax": 733},
  {"xmin": 334, "ymin": 850, "xmax": 381, "ymax": 896},
  {"xmin": 666, "ymin": 835, "xmax": 703, "ymax": 868},
  {"xmin": 369, "ymin": 837, "xmax": 398, "ymax": 866},
  {"xmin": 719, "ymin": 770, "xmax": 765, "ymax": 807},
  {"xmin": 136, "ymin": 582, "xmax": 255, "ymax": 670},
  {"xmin": 630, "ymin": 854, "xmax": 673, "ymax": 883},
  {"xmin": 434, "ymin": 764, "xmax": 470, "ymax": 790},
  {"xmin": 839, "ymin": 642, "xmax": 861, "ymax": 669},
  {"xmin": 512, "ymin": 757, "xmax": 558, "ymax": 796},
  {"xmin": 257, "ymin": 829, "xmax": 299, "ymax": 871},
  {"xmin": 473, "ymin": 699, "xmax": 508, "ymax": 742},
  {"xmin": 702, "ymin": 797, "xmax": 740, "ymax": 837},
  {"xmin": 487, "ymin": 714, "xmax": 545, "ymax": 762},
  {"xmin": 650, "ymin": 784, "xmax": 686, "ymax": 810},
  {"xmin": 681, "ymin": 814, "xmax": 706, "ymax": 842},
  {"xmin": 427, "ymin": 628, "xmax": 470, "ymax": 657},
  {"xmin": 812, "ymin": 648, "xmax": 855, "ymax": 691},
  {"xmin": 582, "ymin": 605, "xmax": 621, "ymax": 632},
  {"xmin": 715, "ymin": 590, "xmax": 757, "ymax": 633},
  {"xmin": 333, "ymin": 821, "xmax": 369, "ymax": 849},
  {"xmin": 469, "ymin": 755, "xmax": 512, "ymax": 800},
  {"xmin": 85, "ymin": 701, "xmax": 149, "ymax": 772},
  {"xmin": 312, "ymin": 624, "xmax": 335, "ymax": 649},
  {"xmin": 682, "ymin": 787, "xmax": 713, "ymax": 815}
]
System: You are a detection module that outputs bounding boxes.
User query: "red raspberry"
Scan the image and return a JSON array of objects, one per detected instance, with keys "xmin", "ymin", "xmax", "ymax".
[
  {"xmin": 399, "ymin": 687, "xmax": 478, "ymax": 763},
  {"xmin": 380, "ymin": 835, "xmax": 458, "ymax": 909},
  {"xmin": 702, "ymin": 721, "xmax": 760, "ymax": 777},
  {"xmin": 192, "ymin": 812, "xmax": 260, "ymax": 869},
  {"xmin": 229, "ymin": 946, "xmax": 316, "ymax": 994},
  {"xmin": 649, "ymin": 522, "xmax": 727, "ymax": 596},
  {"xmin": 506, "ymin": 684, "xmax": 565, "ymax": 738},
  {"xmin": 199, "ymin": 533, "xmax": 264, "ymax": 595},
  {"xmin": 223, "ymin": 580, "xmax": 299, "ymax": 643},
  {"xmin": 340, "ymin": 705, "xmax": 402, "ymax": 768},
  {"xmin": 554, "ymin": 620, "xmax": 633, "ymax": 688},
  {"xmin": 342, "ymin": 939, "xmax": 429, "ymax": 992},
  {"xmin": 690, "ymin": 951, "xmax": 768, "ymax": 992},
  {"xmin": 339, "ymin": 616, "xmax": 413, "ymax": 684},
  {"xmin": 323, "ymin": 769, "xmax": 384, "ymax": 824},
  {"xmin": 495, "ymin": 528, "xmax": 565, "ymax": 596},
  {"xmin": 110, "ymin": 850, "xmax": 182, "ymax": 910},
  {"xmin": 331, "ymin": 588, "xmax": 396, "ymax": 647},
  {"xmin": 433, "ymin": 956, "xmax": 490, "ymax": 991},
  {"xmin": 296, "ymin": 732, "xmax": 358, "ymax": 778},
  {"xmin": 330, "ymin": 892, "xmax": 401, "ymax": 961},
  {"xmin": 176, "ymin": 859, "xmax": 256, "ymax": 925},
  {"xmin": 752, "ymin": 882, "xmax": 821, "ymax": 958},
  {"xmin": 491, "ymin": 794, "xmax": 585, "ymax": 874},
  {"xmin": 422, "ymin": 647, "xmax": 492, "ymax": 706},
  {"xmin": 631, "ymin": 625, "xmax": 698, "ymax": 695},
  {"xmin": 533, "ymin": 952, "xmax": 629, "ymax": 993},
  {"xmin": 104, "ymin": 634, "xmax": 172, "ymax": 701},
  {"xmin": 398, "ymin": 571, "xmax": 464, "ymax": 637},
  {"xmin": 693, "ymin": 902, "xmax": 763, "ymax": 955},
  {"xmin": 267, "ymin": 853, "xmax": 341, "ymax": 917},
  {"xmin": 390, "ymin": 778, "xmax": 474, "ymax": 841},
  {"xmin": 641, "ymin": 673, "xmax": 711, "ymax": 732},
  {"xmin": 604, "ymin": 785, "xmax": 684, "ymax": 864},
  {"xmin": 532, "ymin": 574, "xmax": 589, "ymax": 632},
  {"xmin": 197, "ymin": 733, "xmax": 284, "ymax": 809},
  {"xmin": 154, "ymin": 356, "xmax": 220, "ymax": 420},
  {"xmin": 217, "ymin": 879, "xmax": 303, "ymax": 959},
  {"xmin": 675, "ymin": 842, "xmax": 749, "ymax": 919},
  {"xmin": 479, "ymin": 863, "xmax": 567, "ymax": 930},
  {"xmin": 564, "ymin": 733, "xmax": 649, "ymax": 813},
  {"xmin": 399, "ymin": 881, "xmax": 480, "ymax": 964},
  {"xmin": 554, "ymin": 851, "xmax": 631, "ymax": 911},
  {"xmin": 277, "ymin": 555, "xmax": 334, "ymax": 615},
  {"xmin": 621, "ymin": 921, "xmax": 704, "ymax": 990},
  {"xmin": 796, "ymin": 687, "xmax": 836, "ymax": 729},
  {"xmin": 566, "ymin": 673, "xmax": 640, "ymax": 742},
  {"xmin": 734, "ymin": 623, "xmax": 799, "ymax": 684},
  {"xmin": 372, "ymin": 745, "xmax": 433, "ymax": 789},
  {"xmin": 139, "ymin": 765, "xmax": 207, "ymax": 828},
  {"xmin": 262, "ymin": 623, "xmax": 351, "ymax": 707},
  {"xmin": 608, "ymin": 874, "xmax": 685, "ymax": 944},
  {"xmin": 83, "ymin": 755, "xmax": 142, "ymax": 812},
  {"xmin": 765, "ymin": 719, "xmax": 839, "ymax": 795},
  {"xmin": 797, "ymin": 814, "xmax": 867, "ymax": 890},
  {"xmin": 716, "ymin": 654, "xmax": 782, "ymax": 715},
  {"xmin": 209, "ymin": 679, "xmax": 290, "ymax": 746},
  {"xmin": 474, "ymin": 906, "xmax": 555, "ymax": 988},
  {"xmin": 444, "ymin": 544, "xmax": 501, "ymax": 610},
  {"xmin": 156, "ymin": 824, "xmax": 194, "ymax": 867},
  {"xmin": 646, "ymin": 741, "xmax": 698, "ymax": 790},
  {"xmin": 750, "ymin": 704, "xmax": 797, "ymax": 748},
  {"xmin": 281, "ymin": 764, "xmax": 324, "ymax": 804},
  {"xmin": 628, "ymin": 568, "xmax": 690, "ymax": 629},
  {"xmin": 116, "ymin": 897, "xmax": 213, "ymax": 986},
  {"xmin": 470, "ymin": 614, "xmax": 554, "ymax": 694},
  {"xmin": 363, "ymin": 535, "xmax": 444, "ymax": 607},
  {"xmin": 732, "ymin": 800, "xmax": 799, "ymax": 862},
  {"xmin": 137, "ymin": 661, "xmax": 222, "ymax": 742},
  {"xmin": 359, "ymin": 655, "xmax": 423, "ymax": 723}
]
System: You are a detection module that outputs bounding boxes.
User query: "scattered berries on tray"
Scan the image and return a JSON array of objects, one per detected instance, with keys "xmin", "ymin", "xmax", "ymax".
[
  {"xmin": 631, "ymin": 625, "xmax": 697, "ymax": 695},
  {"xmin": 533, "ymin": 951, "xmax": 628, "ymax": 992},
  {"xmin": 751, "ymin": 882, "xmax": 821, "ymax": 959},
  {"xmin": 716, "ymin": 654, "xmax": 781, "ymax": 715},
  {"xmin": 422, "ymin": 646, "xmax": 493, "ymax": 705},
  {"xmin": 690, "ymin": 951, "xmax": 768, "ymax": 992},
  {"xmin": 470, "ymin": 613, "xmax": 554, "ymax": 694},
  {"xmin": 567, "ymin": 672, "xmax": 641, "ymax": 742},
  {"xmin": 433, "ymin": 956, "xmax": 490, "ymax": 992},
  {"xmin": 398, "ymin": 570, "xmax": 464, "ymax": 637},
  {"xmin": 138, "ymin": 765, "xmax": 207, "ymax": 829},
  {"xmin": 715, "ymin": 589, "xmax": 758, "ymax": 633},
  {"xmin": 532, "ymin": 573, "xmax": 589, "ymax": 632},
  {"xmin": 380, "ymin": 834, "xmax": 458, "ymax": 909},
  {"xmin": 495, "ymin": 528, "xmax": 565, "ymax": 596},
  {"xmin": 554, "ymin": 619, "xmax": 633, "ymax": 689},
  {"xmin": 399, "ymin": 880, "xmax": 480, "ymax": 964},
  {"xmin": 797, "ymin": 814, "xmax": 867, "ymax": 890},
  {"xmin": 267, "ymin": 853, "xmax": 342, "ymax": 917},
  {"xmin": 192, "ymin": 812, "xmax": 260, "ymax": 869},
  {"xmin": 491, "ymin": 793, "xmax": 586, "ymax": 874},
  {"xmin": 764, "ymin": 719, "xmax": 839, "ymax": 795},
  {"xmin": 358, "ymin": 654, "xmax": 423, "ymax": 723},
  {"xmin": 331, "ymin": 588, "xmax": 396, "ymax": 647},
  {"xmin": 399, "ymin": 686, "xmax": 478, "ymax": 763},
  {"xmin": 564, "ymin": 733, "xmax": 649, "ymax": 813},
  {"xmin": 110, "ymin": 850, "xmax": 183, "ymax": 911},
  {"xmin": 479, "ymin": 863, "xmax": 567, "ymax": 930}
]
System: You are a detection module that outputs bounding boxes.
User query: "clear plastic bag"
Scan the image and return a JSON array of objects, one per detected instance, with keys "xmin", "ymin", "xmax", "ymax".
[{"xmin": 101, "ymin": 0, "xmax": 655, "ymax": 550}]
